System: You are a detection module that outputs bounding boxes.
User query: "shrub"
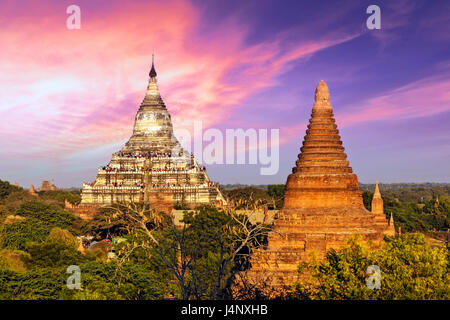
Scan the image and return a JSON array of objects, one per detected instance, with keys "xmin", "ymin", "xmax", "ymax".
[
  {"xmin": 290, "ymin": 233, "xmax": 450, "ymax": 300},
  {"xmin": 0, "ymin": 249, "xmax": 29, "ymax": 272},
  {"xmin": 0, "ymin": 201, "xmax": 77, "ymax": 250}
]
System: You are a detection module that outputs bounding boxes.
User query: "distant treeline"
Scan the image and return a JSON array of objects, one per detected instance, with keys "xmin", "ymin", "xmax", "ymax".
[
  {"xmin": 360, "ymin": 183, "xmax": 450, "ymax": 203},
  {"xmin": 220, "ymin": 184, "xmax": 270, "ymax": 190},
  {"xmin": 0, "ymin": 179, "xmax": 449, "ymax": 300},
  {"xmin": 221, "ymin": 183, "xmax": 450, "ymax": 237},
  {"xmin": 222, "ymin": 183, "xmax": 450, "ymax": 203},
  {"xmin": 222, "ymin": 182, "xmax": 450, "ymax": 190}
]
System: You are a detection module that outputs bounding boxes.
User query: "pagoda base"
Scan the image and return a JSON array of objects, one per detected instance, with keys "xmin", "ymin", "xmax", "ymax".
[{"xmin": 242, "ymin": 207, "xmax": 386, "ymax": 294}]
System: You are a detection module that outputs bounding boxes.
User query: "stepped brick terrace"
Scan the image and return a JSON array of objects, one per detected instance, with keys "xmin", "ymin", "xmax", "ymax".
[{"xmin": 244, "ymin": 81, "xmax": 395, "ymax": 291}]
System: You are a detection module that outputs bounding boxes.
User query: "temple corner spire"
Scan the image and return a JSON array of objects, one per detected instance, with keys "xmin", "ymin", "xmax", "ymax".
[
  {"xmin": 385, "ymin": 212, "xmax": 396, "ymax": 236},
  {"xmin": 374, "ymin": 180, "xmax": 381, "ymax": 197}
]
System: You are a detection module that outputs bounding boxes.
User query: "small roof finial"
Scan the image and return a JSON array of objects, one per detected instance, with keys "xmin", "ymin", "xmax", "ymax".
[
  {"xmin": 389, "ymin": 212, "xmax": 394, "ymax": 226},
  {"xmin": 149, "ymin": 53, "xmax": 157, "ymax": 78},
  {"xmin": 374, "ymin": 180, "xmax": 381, "ymax": 197}
]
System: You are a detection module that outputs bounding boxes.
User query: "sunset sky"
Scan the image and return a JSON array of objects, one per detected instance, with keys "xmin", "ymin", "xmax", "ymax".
[{"xmin": 0, "ymin": 0, "xmax": 449, "ymax": 188}]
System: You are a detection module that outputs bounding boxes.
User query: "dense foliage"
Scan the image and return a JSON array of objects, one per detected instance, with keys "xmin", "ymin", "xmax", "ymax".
[
  {"xmin": 223, "ymin": 184, "xmax": 450, "ymax": 235},
  {"xmin": 0, "ymin": 181, "xmax": 267, "ymax": 300},
  {"xmin": 0, "ymin": 201, "xmax": 77, "ymax": 250},
  {"xmin": 40, "ymin": 190, "xmax": 81, "ymax": 205},
  {"xmin": 290, "ymin": 233, "xmax": 450, "ymax": 300},
  {"xmin": 362, "ymin": 189, "xmax": 450, "ymax": 237},
  {"xmin": 222, "ymin": 185, "xmax": 285, "ymax": 209},
  {"xmin": 0, "ymin": 180, "xmax": 22, "ymax": 200},
  {"xmin": 0, "ymin": 260, "xmax": 172, "ymax": 300},
  {"xmin": 0, "ymin": 179, "xmax": 448, "ymax": 300},
  {"xmin": 111, "ymin": 205, "xmax": 269, "ymax": 299}
]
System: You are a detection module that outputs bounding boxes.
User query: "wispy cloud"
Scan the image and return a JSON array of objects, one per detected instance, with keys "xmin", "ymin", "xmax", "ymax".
[
  {"xmin": 0, "ymin": 0, "xmax": 358, "ymax": 161},
  {"xmin": 338, "ymin": 72, "xmax": 450, "ymax": 127},
  {"xmin": 275, "ymin": 69, "xmax": 450, "ymax": 148},
  {"xmin": 2, "ymin": 0, "xmax": 447, "ymax": 186}
]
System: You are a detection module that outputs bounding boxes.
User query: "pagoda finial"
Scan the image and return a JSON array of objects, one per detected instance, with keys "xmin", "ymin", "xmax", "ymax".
[
  {"xmin": 374, "ymin": 181, "xmax": 381, "ymax": 197},
  {"xmin": 145, "ymin": 53, "xmax": 160, "ymax": 98},
  {"xmin": 313, "ymin": 80, "xmax": 332, "ymax": 111},
  {"xmin": 149, "ymin": 53, "xmax": 157, "ymax": 78},
  {"xmin": 434, "ymin": 196, "xmax": 440, "ymax": 208},
  {"xmin": 315, "ymin": 80, "xmax": 330, "ymax": 100}
]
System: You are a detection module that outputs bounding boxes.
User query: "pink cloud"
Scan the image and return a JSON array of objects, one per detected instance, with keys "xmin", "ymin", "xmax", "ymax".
[
  {"xmin": 0, "ymin": 0, "xmax": 359, "ymax": 162},
  {"xmin": 338, "ymin": 74, "xmax": 450, "ymax": 127},
  {"xmin": 275, "ymin": 70, "xmax": 450, "ymax": 149}
]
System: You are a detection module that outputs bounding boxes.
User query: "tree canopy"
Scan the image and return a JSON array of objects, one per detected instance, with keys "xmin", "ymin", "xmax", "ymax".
[{"xmin": 290, "ymin": 233, "xmax": 450, "ymax": 300}]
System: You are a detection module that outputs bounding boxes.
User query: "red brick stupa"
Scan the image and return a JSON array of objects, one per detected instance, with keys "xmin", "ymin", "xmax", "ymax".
[{"xmin": 246, "ymin": 80, "xmax": 393, "ymax": 289}]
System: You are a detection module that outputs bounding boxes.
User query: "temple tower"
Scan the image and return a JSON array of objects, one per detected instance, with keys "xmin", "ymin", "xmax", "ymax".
[
  {"xmin": 385, "ymin": 213, "xmax": 396, "ymax": 237},
  {"xmin": 371, "ymin": 181, "xmax": 384, "ymax": 215},
  {"xmin": 29, "ymin": 185, "xmax": 38, "ymax": 197},
  {"xmin": 371, "ymin": 181, "xmax": 395, "ymax": 236},
  {"xmin": 434, "ymin": 197, "xmax": 440, "ymax": 208},
  {"xmin": 40, "ymin": 180, "xmax": 51, "ymax": 191},
  {"xmin": 244, "ymin": 81, "xmax": 392, "ymax": 291},
  {"xmin": 122, "ymin": 55, "xmax": 178, "ymax": 154},
  {"xmin": 283, "ymin": 80, "xmax": 366, "ymax": 210},
  {"xmin": 80, "ymin": 56, "xmax": 225, "ymax": 209}
]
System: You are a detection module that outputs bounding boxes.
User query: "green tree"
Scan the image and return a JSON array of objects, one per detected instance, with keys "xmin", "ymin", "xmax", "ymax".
[
  {"xmin": 15, "ymin": 200, "xmax": 76, "ymax": 228},
  {"xmin": 222, "ymin": 187, "xmax": 273, "ymax": 209},
  {"xmin": 0, "ymin": 180, "xmax": 22, "ymax": 200},
  {"xmin": 0, "ymin": 220, "xmax": 50, "ymax": 250},
  {"xmin": 112, "ymin": 203, "xmax": 270, "ymax": 300},
  {"xmin": 0, "ymin": 267, "xmax": 68, "ymax": 300},
  {"xmin": 0, "ymin": 201, "xmax": 77, "ymax": 250},
  {"xmin": 0, "ymin": 249, "xmax": 29, "ymax": 272},
  {"xmin": 290, "ymin": 233, "xmax": 450, "ymax": 300},
  {"xmin": 61, "ymin": 260, "xmax": 174, "ymax": 300},
  {"xmin": 40, "ymin": 190, "xmax": 81, "ymax": 205},
  {"xmin": 267, "ymin": 184, "xmax": 285, "ymax": 209},
  {"xmin": 362, "ymin": 190, "xmax": 373, "ymax": 211},
  {"xmin": 24, "ymin": 235, "xmax": 91, "ymax": 269}
]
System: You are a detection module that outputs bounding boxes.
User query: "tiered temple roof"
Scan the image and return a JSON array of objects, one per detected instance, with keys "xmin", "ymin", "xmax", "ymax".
[
  {"xmin": 80, "ymin": 57, "xmax": 225, "ymax": 209},
  {"xmin": 244, "ymin": 80, "xmax": 394, "ymax": 292}
]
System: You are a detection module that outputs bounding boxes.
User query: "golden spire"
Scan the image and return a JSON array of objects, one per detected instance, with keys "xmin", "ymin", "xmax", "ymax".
[
  {"xmin": 373, "ymin": 180, "xmax": 381, "ymax": 198},
  {"xmin": 371, "ymin": 180, "xmax": 384, "ymax": 216},
  {"xmin": 434, "ymin": 196, "xmax": 440, "ymax": 208},
  {"xmin": 149, "ymin": 53, "xmax": 157, "ymax": 78},
  {"xmin": 145, "ymin": 54, "xmax": 160, "ymax": 98},
  {"xmin": 389, "ymin": 212, "xmax": 394, "ymax": 226},
  {"xmin": 384, "ymin": 212, "xmax": 396, "ymax": 237}
]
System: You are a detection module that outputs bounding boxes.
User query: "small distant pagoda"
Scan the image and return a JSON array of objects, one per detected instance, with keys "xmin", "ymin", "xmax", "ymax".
[
  {"xmin": 80, "ymin": 56, "xmax": 225, "ymax": 209},
  {"xmin": 39, "ymin": 180, "xmax": 51, "ymax": 191},
  {"xmin": 29, "ymin": 184, "xmax": 38, "ymax": 197}
]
